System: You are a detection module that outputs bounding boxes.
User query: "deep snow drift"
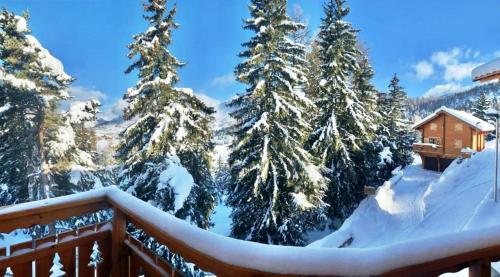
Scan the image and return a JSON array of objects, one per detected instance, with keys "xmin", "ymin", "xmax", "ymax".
[{"xmin": 310, "ymin": 141, "xmax": 500, "ymax": 249}]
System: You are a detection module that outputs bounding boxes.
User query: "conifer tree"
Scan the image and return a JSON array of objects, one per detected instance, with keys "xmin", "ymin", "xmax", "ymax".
[
  {"xmin": 0, "ymin": 9, "xmax": 76, "ymax": 204},
  {"xmin": 116, "ymin": 0, "xmax": 216, "ymax": 229},
  {"xmin": 227, "ymin": 0, "xmax": 326, "ymax": 246},
  {"xmin": 352, "ymin": 50, "xmax": 386, "ymax": 187},
  {"xmin": 308, "ymin": 0, "xmax": 374, "ymax": 220},
  {"xmin": 386, "ymin": 74, "xmax": 414, "ymax": 167},
  {"xmin": 472, "ymin": 91, "xmax": 491, "ymax": 122}
]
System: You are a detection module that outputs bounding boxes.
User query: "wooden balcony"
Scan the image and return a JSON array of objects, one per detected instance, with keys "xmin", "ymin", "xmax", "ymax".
[
  {"xmin": 413, "ymin": 142, "xmax": 444, "ymax": 156},
  {"xmin": 1, "ymin": 186, "xmax": 500, "ymax": 276}
]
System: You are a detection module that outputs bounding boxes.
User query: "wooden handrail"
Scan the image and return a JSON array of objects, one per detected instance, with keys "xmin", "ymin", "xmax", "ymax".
[{"xmin": 1, "ymin": 186, "xmax": 500, "ymax": 276}]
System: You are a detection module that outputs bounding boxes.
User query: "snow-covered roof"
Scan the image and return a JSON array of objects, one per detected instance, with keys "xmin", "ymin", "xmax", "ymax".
[
  {"xmin": 412, "ymin": 106, "xmax": 495, "ymax": 132},
  {"xmin": 472, "ymin": 58, "xmax": 500, "ymax": 81}
]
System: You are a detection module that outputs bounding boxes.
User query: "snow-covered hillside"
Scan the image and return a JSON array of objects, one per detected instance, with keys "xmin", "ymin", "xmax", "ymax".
[{"xmin": 310, "ymin": 141, "xmax": 500, "ymax": 249}]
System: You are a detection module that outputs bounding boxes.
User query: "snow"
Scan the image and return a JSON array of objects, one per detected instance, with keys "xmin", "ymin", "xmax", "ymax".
[
  {"xmin": 5, "ymin": 174, "xmax": 500, "ymax": 276},
  {"xmin": 413, "ymin": 106, "xmax": 495, "ymax": 132},
  {"xmin": 0, "ymin": 103, "xmax": 11, "ymax": 115},
  {"xmin": 103, "ymin": 185, "xmax": 500, "ymax": 276},
  {"xmin": 378, "ymin": 146, "xmax": 393, "ymax": 166},
  {"xmin": 158, "ymin": 155, "xmax": 195, "ymax": 212},
  {"xmin": 24, "ymin": 35, "xmax": 72, "ymax": 83},
  {"xmin": 0, "ymin": 68, "xmax": 38, "ymax": 91},
  {"xmin": 14, "ymin": 16, "xmax": 28, "ymax": 32},
  {"xmin": 472, "ymin": 57, "xmax": 500, "ymax": 80},
  {"xmin": 310, "ymin": 141, "xmax": 500, "ymax": 251},
  {"xmin": 67, "ymin": 100, "xmax": 100, "ymax": 124}
]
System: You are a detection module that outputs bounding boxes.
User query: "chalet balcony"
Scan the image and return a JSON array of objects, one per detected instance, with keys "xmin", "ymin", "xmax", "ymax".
[
  {"xmin": 1, "ymin": 186, "xmax": 500, "ymax": 277},
  {"xmin": 413, "ymin": 142, "xmax": 444, "ymax": 156}
]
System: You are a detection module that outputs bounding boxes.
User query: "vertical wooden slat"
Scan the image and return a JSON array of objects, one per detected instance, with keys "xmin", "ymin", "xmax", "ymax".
[
  {"xmin": 97, "ymin": 236, "xmax": 112, "ymax": 277},
  {"xmin": 112, "ymin": 208, "xmax": 127, "ymax": 277},
  {"xmin": 10, "ymin": 240, "xmax": 33, "ymax": 276},
  {"xmin": 59, "ymin": 229, "xmax": 77, "ymax": 277},
  {"xmin": 129, "ymin": 251, "xmax": 141, "ymax": 277},
  {"xmin": 78, "ymin": 224, "xmax": 97, "ymax": 277},
  {"xmin": 0, "ymin": 247, "xmax": 6, "ymax": 276},
  {"xmin": 469, "ymin": 259, "xmax": 491, "ymax": 277},
  {"xmin": 78, "ymin": 240, "xmax": 94, "ymax": 277},
  {"xmin": 35, "ymin": 234, "xmax": 56, "ymax": 277}
]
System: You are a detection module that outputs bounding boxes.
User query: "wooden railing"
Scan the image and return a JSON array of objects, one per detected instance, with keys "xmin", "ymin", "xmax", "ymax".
[
  {"xmin": 413, "ymin": 142, "xmax": 444, "ymax": 155},
  {"xmin": 1, "ymin": 186, "xmax": 500, "ymax": 276}
]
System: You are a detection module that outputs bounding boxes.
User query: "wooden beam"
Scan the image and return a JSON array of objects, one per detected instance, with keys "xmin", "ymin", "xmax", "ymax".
[
  {"xmin": 112, "ymin": 207, "xmax": 127, "ymax": 277},
  {"xmin": 469, "ymin": 259, "xmax": 491, "ymax": 277}
]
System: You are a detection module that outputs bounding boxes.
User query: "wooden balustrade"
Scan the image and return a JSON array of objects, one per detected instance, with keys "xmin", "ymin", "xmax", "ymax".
[{"xmin": 0, "ymin": 187, "xmax": 500, "ymax": 276}]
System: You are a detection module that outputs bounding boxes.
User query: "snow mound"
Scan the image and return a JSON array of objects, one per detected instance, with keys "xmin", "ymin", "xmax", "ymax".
[{"xmin": 310, "ymin": 141, "xmax": 500, "ymax": 248}]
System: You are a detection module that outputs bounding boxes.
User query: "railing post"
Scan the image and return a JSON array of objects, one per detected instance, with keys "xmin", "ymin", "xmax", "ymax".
[
  {"xmin": 112, "ymin": 207, "xmax": 127, "ymax": 277},
  {"xmin": 469, "ymin": 259, "xmax": 490, "ymax": 277}
]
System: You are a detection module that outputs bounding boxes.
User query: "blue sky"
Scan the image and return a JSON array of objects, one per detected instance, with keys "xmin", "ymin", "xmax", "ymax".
[{"xmin": 2, "ymin": 0, "xmax": 499, "ymax": 119}]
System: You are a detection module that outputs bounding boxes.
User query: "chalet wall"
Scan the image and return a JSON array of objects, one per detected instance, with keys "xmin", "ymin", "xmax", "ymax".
[
  {"xmin": 444, "ymin": 115, "xmax": 472, "ymax": 157},
  {"xmin": 422, "ymin": 114, "xmax": 444, "ymax": 142}
]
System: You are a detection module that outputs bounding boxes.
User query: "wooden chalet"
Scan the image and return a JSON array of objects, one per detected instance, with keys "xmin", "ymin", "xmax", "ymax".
[{"xmin": 412, "ymin": 107, "xmax": 494, "ymax": 172}]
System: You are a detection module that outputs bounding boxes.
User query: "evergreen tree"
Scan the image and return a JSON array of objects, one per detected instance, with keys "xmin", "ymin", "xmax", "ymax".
[
  {"xmin": 304, "ymin": 40, "xmax": 323, "ymax": 103},
  {"xmin": 308, "ymin": 0, "xmax": 374, "ymax": 221},
  {"xmin": 116, "ymin": 0, "xmax": 216, "ymax": 229},
  {"xmin": 385, "ymin": 74, "xmax": 414, "ymax": 167},
  {"xmin": 472, "ymin": 91, "xmax": 491, "ymax": 122},
  {"xmin": 0, "ymin": 9, "xmax": 75, "ymax": 204},
  {"xmin": 227, "ymin": 0, "xmax": 326, "ymax": 246},
  {"xmin": 352, "ymin": 49, "xmax": 386, "ymax": 187}
]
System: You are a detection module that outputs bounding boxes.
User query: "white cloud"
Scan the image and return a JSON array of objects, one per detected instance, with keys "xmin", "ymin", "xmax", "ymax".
[
  {"xmin": 495, "ymin": 51, "xmax": 500, "ymax": 58},
  {"xmin": 429, "ymin": 48, "xmax": 481, "ymax": 82},
  {"xmin": 99, "ymin": 98, "xmax": 128, "ymax": 121},
  {"xmin": 69, "ymin": 86, "xmax": 107, "ymax": 102},
  {"xmin": 442, "ymin": 62, "xmax": 478, "ymax": 82},
  {"xmin": 414, "ymin": 61, "xmax": 434, "ymax": 80},
  {"xmin": 424, "ymin": 82, "xmax": 471, "ymax": 98},
  {"xmin": 196, "ymin": 92, "xmax": 234, "ymax": 130},
  {"xmin": 210, "ymin": 73, "xmax": 236, "ymax": 87}
]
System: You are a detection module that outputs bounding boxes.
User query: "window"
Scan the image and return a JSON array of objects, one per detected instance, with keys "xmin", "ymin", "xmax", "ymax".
[
  {"xmin": 428, "ymin": 137, "xmax": 441, "ymax": 145},
  {"xmin": 454, "ymin": 123, "xmax": 463, "ymax": 131},
  {"xmin": 454, "ymin": 139, "xmax": 463, "ymax": 149},
  {"xmin": 430, "ymin": 123, "xmax": 437, "ymax": 131}
]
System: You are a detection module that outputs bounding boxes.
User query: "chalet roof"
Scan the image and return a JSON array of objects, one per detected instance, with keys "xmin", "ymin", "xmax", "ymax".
[
  {"xmin": 412, "ymin": 106, "xmax": 495, "ymax": 132},
  {"xmin": 472, "ymin": 58, "xmax": 500, "ymax": 81}
]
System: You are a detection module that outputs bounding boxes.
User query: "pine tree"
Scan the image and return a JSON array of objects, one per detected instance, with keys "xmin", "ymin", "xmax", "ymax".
[
  {"xmin": 227, "ymin": 0, "xmax": 326, "ymax": 246},
  {"xmin": 352, "ymin": 49, "xmax": 386, "ymax": 187},
  {"xmin": 116, "ymin": 0, "xmax": 216, "ymax": 229},
  {"xmin": 0, "ymin": 9, "xmax": 75, "ymax": 204},
  {"xmin": 308, "ymin": 0, "xmax": 374, "ymax": 220},
  {"xmin": 472, "ymin": 91, "xmax": 491, "ymax": 122},
  {"xmin": 385, "ymin": 74, "xmax": 414, "ymax": 167}
]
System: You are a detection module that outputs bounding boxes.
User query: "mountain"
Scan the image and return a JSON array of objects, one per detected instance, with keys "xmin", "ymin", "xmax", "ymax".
[{"xmin": 407, "ymin": 82, "xmax": 500, "ymax": 119}]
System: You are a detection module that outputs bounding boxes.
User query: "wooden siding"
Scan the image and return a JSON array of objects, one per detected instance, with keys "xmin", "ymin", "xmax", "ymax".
[{"xmin": 444, "ymin": 114, "xmax": 472, "ymax": 157}]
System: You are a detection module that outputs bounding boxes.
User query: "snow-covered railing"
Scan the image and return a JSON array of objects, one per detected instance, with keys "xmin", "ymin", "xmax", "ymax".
[
  {"xmin": 413, "ymin": 142, "xmax": 444, "ymax": 155},
  {"xmin": 1, "ymin": 186, "xmax": 500, "ymax": 276}
]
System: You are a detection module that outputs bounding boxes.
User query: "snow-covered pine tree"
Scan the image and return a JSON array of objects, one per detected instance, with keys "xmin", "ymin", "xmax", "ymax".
[
  {"xmin": 227, "ymin": 0, "xmax": 326, "ymax": 246},
  {"xmin": 351, "ymin": 49, "xmax": 386, "ymax": 187},
  {"xmin": 308, "ymin": 0, "xmax": 374, "ymax": 220},
  {"xmin": 0, "ymin": 9, "xmax": 75, "ymax": 204},
  {"xmin": 304, "ymin": 40, "xmax": 323, "ymax": 104},
  {"xmin": 386, "ymin": 74, "xmax": 414, "ymax": 167},
  {"xmin": 472, "ymin": 91, "xmax": 491, "ymax": 122},
  {"xmin": 116, "ymin": 0, "xmax": 216, "ymax": 229}
]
